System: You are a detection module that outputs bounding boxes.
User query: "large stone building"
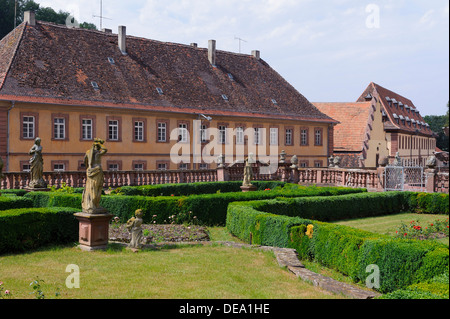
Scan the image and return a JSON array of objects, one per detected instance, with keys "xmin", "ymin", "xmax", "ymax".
[
  {"xmin": 314, "ymin": 82, "xmax": 436, "ymax": 168},
  {"xmin": 0, "ymin": 11, "xmax": 337, "ymax": 172}
]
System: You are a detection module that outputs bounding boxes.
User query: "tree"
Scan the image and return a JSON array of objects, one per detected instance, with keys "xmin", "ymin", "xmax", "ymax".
[
  {"xmin": 0, "ymin": 0, "xmax": 97, "ymax": 40},
  {"xmin": 424, "ymin": 114, "xmax": 449, "ymax": 152}
]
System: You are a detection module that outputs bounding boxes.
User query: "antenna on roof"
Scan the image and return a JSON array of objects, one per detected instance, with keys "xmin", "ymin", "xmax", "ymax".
[
  {"xmin": 14, "ymin": 0, "xmax": 17, "ymax": 35},
  {"xmin": 93, "ymin": 0, "xmax": 112, "ymax": 30},
  {"xmin": 234, "ymin": 36, "xmax": 247, "ymax": 53}
]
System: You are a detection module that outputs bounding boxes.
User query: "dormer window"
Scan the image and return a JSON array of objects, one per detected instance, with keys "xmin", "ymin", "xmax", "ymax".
[
  {"xmin": 156, "ymin": 87, "xmax": 164, "ymax": 95},
  {"xmin": 91, "ymin": 81, "xmax": 99, "ymax": 90},
  {"xmin": 227, "ymin": 73, "xmax": 234, "ymax": 81},
  {"xmin": 386, "ymin": 96, "xmax": 392, "ymax": 107},
  {"xmin": 222, "ymin": 94, "xmax": 229, "ymax": 101},
  {"xmin": 108, "ymin": 57, "xmax": 115, "ymax": 64},
  {"xmin": 271, "ymin": 99, "xmax": 278, "ymax": 105}
]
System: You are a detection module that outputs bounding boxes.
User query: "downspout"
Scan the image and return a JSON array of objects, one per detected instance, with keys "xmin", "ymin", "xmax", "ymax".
[{"xmin": 6, "ymin": 101, "xmax": 15, "ymax": 172}]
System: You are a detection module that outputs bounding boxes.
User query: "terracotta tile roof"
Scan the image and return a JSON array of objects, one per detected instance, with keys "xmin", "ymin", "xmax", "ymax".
[
  {"xmin": 357, "ymin": 82, "xmax": 433, "ymax": 136},
  {"xmin": 0, "ymin": 21, "xmax": 336, "ymax": 123},
  {"xmin": 313, "ymin": 102, "xmax": 372, "ymax": 152}
]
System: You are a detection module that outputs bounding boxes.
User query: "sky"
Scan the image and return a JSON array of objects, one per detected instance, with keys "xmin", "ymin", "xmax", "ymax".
[{"xmin": 37, "ymin": 0, "xmax": 449, "ymax": 116}]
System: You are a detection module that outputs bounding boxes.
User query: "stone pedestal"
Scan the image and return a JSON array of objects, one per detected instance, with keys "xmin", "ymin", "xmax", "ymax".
[
  {"xmin": 74, "ymin": 212, "xmax": 113, "ymax": 251},
  {"xmin": 240, "ymin": 185, "xmax": 257, "ymax": 192}
]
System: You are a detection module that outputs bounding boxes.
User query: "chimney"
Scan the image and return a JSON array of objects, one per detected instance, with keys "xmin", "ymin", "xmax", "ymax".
[
  {"xmin": 190, "ymin": 43, "xmax": 198, "ymax": 48},
  {"xmin": 24, "ymin": 11, "xmax": 36, "ymax": 26},
  {"xmin": 102, "ymin": 28, "xmax": 112, "ymax": 33},
  {"xmin": 208, "ymin": 39, "xmax": 216, "ymax": 66},
  {"xmin": 118, "ymin": 26, "xmax": 127, "ymax": 54},
  {"xmin": 252, "ymin": 50, "xmax": 260, "ymax": 60}
]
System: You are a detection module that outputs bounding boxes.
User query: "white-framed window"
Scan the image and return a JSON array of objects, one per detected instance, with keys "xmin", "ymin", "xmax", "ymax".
[
  {"xmin": 179, "ymin": 163, "xmax": 188, "ymax": 170},
  {"xmin": 134, "ymin": 163, "xmax": 144, "ymax": 171},
  {"xmin": 199, "ymin": 163, "xmax": 209, "ymax": 170},
  {"xmin": 254, "ymin": 127, "xmax": 262, "ymax": 145},
  {"xmin": 178, "ymin": 123, "xmax": 188, "ymax": 143},
  {"xmin": 23, "ymin": 116, "xmax": 35, "ymax": 139},
  {"xmin": 301, "ymin": 129, "xmax": 308, "ymax": 146},
  {"xmin": 108, "ymin": 120, "xmax": 119, "ymax": 141},
  {"xmin": 236, "ymin": 127, "xmax": 244, "ymax": 145},
  {"xmin": 200, "ymin": 124, "xmax": 208, "ymax": 143},
  {"xmin": 218, "ymin": 125, "xmax": 227, "ymax": 144},
  {"xmin": 285, "ymin": 129, "xmax": 293, "ymax": 145},
  {"xmin": 81, "ymin": 119, "xmax": 93, "ymax": 140},
  {"xmin": 270, "ymin": 128, "xmax": 278, "ymax": 145},
  {"xmin": 158, "ymin": 122, "xmax": 167, "ymax": 142},
  {"xmin": 54, "ymin": 117, "xmax": 65, "ymax": 140},
  {"xmin": 108, "ymin": 163, "xmax": 119, "ymax": 171},
  {"xmin": 134, "ymin": 121, "xmax": 144, "ymax": 142},
  {"xmin": 315, "ymin": 129, "xmax": 322, "ymax": 146},
  {"xmin": 22, "ymin": 163, "xmax": 31, "ymax": 172},
  {"xmin": 53, "ymin": 163, "xmax": 65, "ymax": 172},
  {"xmin": 157, "ymin": 163, "xmax": 167, "ymax": 171}
]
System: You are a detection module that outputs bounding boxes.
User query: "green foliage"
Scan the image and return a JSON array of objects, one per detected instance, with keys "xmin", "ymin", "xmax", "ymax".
[
  {"xmin": 226, "ymin": 194, "xmax": 449, "ymax": 293},
  {"xmin": 0, "ymin": 195, "xmax": 33, "ymax": 211},
  {"xmin": 380, "ymin": 272, "xmax": 449, "ymax": 299},
  {"xmin": 0, "ymin": 207, "xmax": 80, "ymax": 254}
]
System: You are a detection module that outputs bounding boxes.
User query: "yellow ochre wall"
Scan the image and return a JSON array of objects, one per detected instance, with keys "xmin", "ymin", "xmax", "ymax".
[{"xmin": 5, "ymin": 103, "xmax": 331, "ymax": 172}]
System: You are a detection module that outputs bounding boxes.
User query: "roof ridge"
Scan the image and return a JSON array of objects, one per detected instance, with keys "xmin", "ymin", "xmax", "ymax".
[{"xmin": 0, "ymin": 22, "xmax": 27, "ymax": 91}]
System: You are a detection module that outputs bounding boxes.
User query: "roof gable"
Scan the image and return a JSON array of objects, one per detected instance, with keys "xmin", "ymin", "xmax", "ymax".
[{"xmin": 357, "ymin": 82, "xmax": 432, "ymax": 136}]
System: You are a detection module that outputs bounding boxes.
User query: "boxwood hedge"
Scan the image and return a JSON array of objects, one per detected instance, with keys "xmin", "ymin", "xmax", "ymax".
[
  {"xmin": 226, "ymin": 193, "xmax": 449, "ymax": 293},
  {"xmin": 0, "ymin": 207, "xmax": 80, "ymax": 254},
  {"xmin": 23, "ymin": 184, "xmax": 367, "ymax": 225}
]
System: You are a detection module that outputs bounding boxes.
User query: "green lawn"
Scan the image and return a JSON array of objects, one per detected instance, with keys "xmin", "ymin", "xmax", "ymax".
[
  {"xmin": 333, "ymin": 213, "xmax": 449, "ymax": 246},
  {"xmin": 0, "ymin": 240, "xmax": 343, "ymax": 299}
]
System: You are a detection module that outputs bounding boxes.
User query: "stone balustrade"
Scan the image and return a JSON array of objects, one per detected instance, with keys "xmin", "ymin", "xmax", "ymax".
[{"xmin": 1, "ymin": 165, "xmax": 448, "ymax": 193}]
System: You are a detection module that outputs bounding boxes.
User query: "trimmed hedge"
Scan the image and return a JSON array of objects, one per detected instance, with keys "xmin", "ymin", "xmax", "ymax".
[
  {"xmin": 0, "ymin": 196, "xmax": 33, "ymax": 211},
  {"xmin": 116, "ymin": 181, "xmax": 288, "ymax": 196},
  {"xmin": 226, "ymin": 194, "xmax": 449, "ymax": 293},
  {"xmin": 0, "ymin": 207, "xmax": 80, "ymax": 254},
  {"xmin": 23, "ymin": 185, "xmax": 367, "ymax": 225}
]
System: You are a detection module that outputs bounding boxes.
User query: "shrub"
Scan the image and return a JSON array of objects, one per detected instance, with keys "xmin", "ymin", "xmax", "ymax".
[
  {"xmin": 0, "ymin": 196, "xmax": 33, "ymax": 211},
  {"xmin": 226, "ymin": 198, "xmax": 449, "ymax": 293},
  {"xmin": 0, "ymin": 207, "xmax": 80, "ymax": 254}
]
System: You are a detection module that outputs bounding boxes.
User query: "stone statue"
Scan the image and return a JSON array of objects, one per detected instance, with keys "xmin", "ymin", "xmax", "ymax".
[
  {"xmin": 242, "ymin": 157, "xmax": 254, "ymax": 187},
  {"xmin": 127, "ymin": 209, "xmax": 144, "ymax": 250},
  {"xmin": 28, "ymin": 137, "xmax": 47, "ymax": 189},
  {"xmin": 279, "ymin": 150, "xmax": 286, "ymax": 164},
  {"xmin": 82, "ymin": 138, "xmax": 107, "ymax": 214},
  {"xmin": 333, "ymin": 156, "xmax": 342, "ymax": 168},
  {"xmin": 290, "ymin": 155, "xmax": 298, "ymax": 168},
  {"xmin": 328, "ymin": 155, "xmax": 334, "ymax": 168},
  {"xmin": 393, "ymin": 152, "xmax": 402, "ymax": 166},
  {"xmin": 426, "ymin": 155, "xmax": 437, "ymax": 169}
]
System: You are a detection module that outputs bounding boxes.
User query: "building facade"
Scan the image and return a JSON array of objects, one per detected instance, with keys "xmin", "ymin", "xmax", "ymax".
[
  {"xmin": 0, "ymin": 12, "xmax": 337, "ymax": 173},
  {"xmin": 314, "ymin": 82, "xmax": 436, "ymax": 168}
]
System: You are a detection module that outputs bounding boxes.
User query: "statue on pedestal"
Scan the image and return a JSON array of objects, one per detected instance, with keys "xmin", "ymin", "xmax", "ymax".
[
  {"xmin": 28, "ymin": 137, "xmax": 47, "ymax": 189},
  {"xmin": 127, "ymin": 209, "xmax": 144, "ymax": 250},
  {"xmin": 82, "ymin": 138, "xmax": 107, "ymax": 214},
  {"xmin": 242, "ymin": 157, "xmax": 254, "ymax": 187}
]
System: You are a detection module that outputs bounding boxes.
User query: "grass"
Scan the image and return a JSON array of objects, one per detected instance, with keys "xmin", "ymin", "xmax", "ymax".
[
  {"xmin": 333, "ymin": 213, "xmax": 449, "ymax": 246},
  {"xmin": 0, "ymin": 241, "xmax": 344, "ymax": 299}
]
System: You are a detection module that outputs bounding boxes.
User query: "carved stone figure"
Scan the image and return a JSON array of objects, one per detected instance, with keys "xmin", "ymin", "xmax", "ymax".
[
  {"xmin": 28, "ymin": 137, "xmax": 47, "ymax": 189},
  {"xmin": 242, "ymin": 157, "xmax": 254, "ymax": 187},
  {"xmin": 279, "ymin": 150, "xmax": 286, "ymax": 164},
  {"xmin": 393, "ymin": 152, "xmax": 402, "ymax": 166},
  {"xmin": 82, "ymin": 138, "xmax": 108, "ymax": 214},
  {"xmin": 333, "ymin": 156, "xmax": 342, "ymax": 168},
  {"xmin": 426, "ymin": 155, "xmax": 437, "ymax": 168},
  {"xmin": 328, "ymin": 155, "xmax": 335, "ymax": 168},
  {"xmin": 290, "ymin": 155, "xmax": 298, "ymax": 168},
  {"xmin": 127, "ymin": 209, "xmax": 144, "ymax": 250}
]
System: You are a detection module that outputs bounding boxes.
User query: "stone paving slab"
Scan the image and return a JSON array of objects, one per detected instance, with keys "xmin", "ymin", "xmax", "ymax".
[{"xmin": 215, "ymin": 241, "xmax": 381, "ymax": 299}]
